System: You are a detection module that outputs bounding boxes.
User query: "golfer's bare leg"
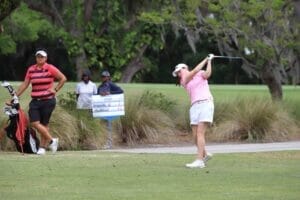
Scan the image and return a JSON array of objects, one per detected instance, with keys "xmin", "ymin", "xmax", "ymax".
[
  {"xmin": 192, "ymin": 125, "xmax": 205, "ymax": 159},
  {"xmin": 192, "ymin": 122, "xmax": 208, "ymax": 160},
  {"xmin": 31, "ymin": 121, "xmax": 52, "ymax": 147}
]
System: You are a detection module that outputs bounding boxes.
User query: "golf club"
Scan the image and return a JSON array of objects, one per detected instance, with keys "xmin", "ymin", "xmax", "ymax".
[
  {"xmin": 1, "ymin": 81, "xmax": 19, "ymax": 106},
  {"xmin": 213, "ymin": 55, "xmax": 243, "ymax": 60}
]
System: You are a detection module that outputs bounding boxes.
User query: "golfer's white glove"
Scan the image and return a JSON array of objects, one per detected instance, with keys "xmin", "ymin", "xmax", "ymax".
[{"xmin": 207, "ymin": 54, "xmax": 214, "ymax": 60}]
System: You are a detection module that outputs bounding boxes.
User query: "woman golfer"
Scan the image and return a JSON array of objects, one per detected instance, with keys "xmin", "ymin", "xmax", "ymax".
[
  {"xmin": 16, "ymin": 49, "xmax": 66, "ymax": 155},
  {"xmin": 172, "ymin": 54, "xmax": 214, "ymax": 168}
]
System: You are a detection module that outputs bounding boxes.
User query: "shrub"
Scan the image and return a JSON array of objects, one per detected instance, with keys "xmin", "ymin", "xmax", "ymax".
[
  {"xmin": 0, "ymin": 124, "xmax": 15, "ymax": 151},
  {"xmin": 0, "ymin": 92, "xmax": 108, "ymax": 151},
  {"xmin": 139, "ymin": 90, "xmax": 177, "ymax": 114},
  {"xmin": 283, "ymin": 99, "xmax": 300, "ymax": 125},
  {"xmin": 173, "ymin": 104, "xmax": 191, "ymax": 132},
  {"xmin": 50, "ymin": 106, "xmax": 81, "ymax": 150},
  {"xmin": 56, "ymin": 92, "xmax": 106, "ymax": 150},
  {"xmin": 115, "ymin": 90, "xmax": 177, "ymax": 145},
  {"xmin": 57, "ymin": 91, "xmax": 77, "ymax": 110},
  {"xmin": 212, "ymin": 97, "xmax": 299, "ymax": 142}
]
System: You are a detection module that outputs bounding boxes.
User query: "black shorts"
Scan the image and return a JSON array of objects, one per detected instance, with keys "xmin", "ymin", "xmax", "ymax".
[{"xmin": 29, "ymin": 98, "xmax": 56, "ymax": 125}]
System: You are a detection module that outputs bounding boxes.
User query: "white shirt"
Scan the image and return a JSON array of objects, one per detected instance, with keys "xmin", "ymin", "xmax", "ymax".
[{"xmin": 76, "ymin": 81, "xmax": 97, "ymax": 109}]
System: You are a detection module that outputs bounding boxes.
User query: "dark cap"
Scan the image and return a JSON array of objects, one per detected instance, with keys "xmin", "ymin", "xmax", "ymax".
[
  {"xmin": 101, "ymin": 70, "xmax": 110, "ymax": 77},
  {"xmin": 82, "ymin": 69, "xmax": 91, "ymax": 77}
]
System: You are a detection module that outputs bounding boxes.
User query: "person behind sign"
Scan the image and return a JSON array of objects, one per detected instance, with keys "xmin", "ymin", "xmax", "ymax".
[
  {"xmin": 76, "ymin": 70, "xmax": 97, "ymax": 109},
  {"xmin": 172, "ymin": 54, "xmax": 214, "ymax": 168},
  {"xmin": 98, "ymin": 70, "xmax": 123, "ymax": 96},
  {"xmin": 15, "ymin": 49, "xmax": 67, "ymax": 155}
]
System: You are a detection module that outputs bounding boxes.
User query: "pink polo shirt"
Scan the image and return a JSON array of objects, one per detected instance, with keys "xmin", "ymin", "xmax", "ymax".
[{"xmin": 181, "ymin": 70, "xmax": 213, "ymax": 105}]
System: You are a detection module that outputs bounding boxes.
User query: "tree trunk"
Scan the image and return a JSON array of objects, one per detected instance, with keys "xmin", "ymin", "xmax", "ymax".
[
  {"xmin": 120, "ymin": 45, "xmax": 148, "ymax": 83},
  {"xmin": 75, "ymin": 51, "xmax": 87, "ymax": 81},
  {"xmin": 120, "ymin": 57, "xmax": 145, "ymax": 83},
  {"xmin": 261, "ymin": 65, "xmax": 283, "ymax": 101},
  {"xmin": 293, "ymin": 0, "xmax": 300, "ymax": 21},
  {"xmin": 234, "ymin": 72, "xmax": 239, "ymax": 84},
  {"xmin": 84, "ymin": 0, "xmax": 96, "ymax": 22}
]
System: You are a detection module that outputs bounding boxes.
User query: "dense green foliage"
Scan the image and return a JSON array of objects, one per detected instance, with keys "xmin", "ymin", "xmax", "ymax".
[
  {"xmin": 0, "ymin": 0, "xmax": 20, "ymax": 21},
  {"xmin": 0, "ymin": 3, "xmax": 57, "ymax": 55},
  {"xmin": 0, "ymin": 1, "xmax": 298, "ymax": 99},
  {"xmin": 139, "ymin": 0, "xmax": 299, "ymax": 99}
]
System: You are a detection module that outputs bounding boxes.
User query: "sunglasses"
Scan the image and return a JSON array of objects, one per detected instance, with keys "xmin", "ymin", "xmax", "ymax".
[{"xmin": 36, "ymin": 55, "xmax": 46, "ymax": 58}]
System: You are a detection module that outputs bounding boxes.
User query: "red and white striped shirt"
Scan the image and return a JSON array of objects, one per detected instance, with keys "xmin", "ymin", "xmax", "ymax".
[{"xmin": 25, "ymin": 63, "xmax": 59, "ymax": 99}]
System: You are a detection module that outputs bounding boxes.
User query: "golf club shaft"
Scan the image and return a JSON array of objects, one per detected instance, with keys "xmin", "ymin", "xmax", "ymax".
[{"xmin": 214, "ymin": 55, "xmax": 242, "ymax": 59}]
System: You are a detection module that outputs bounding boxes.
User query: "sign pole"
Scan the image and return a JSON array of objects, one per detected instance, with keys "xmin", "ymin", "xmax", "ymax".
[
  {"xmin": 103, "ymin": 116, "xmax": 118, "ymax": 149},
  {"xmin": 107, "ymin": 119, "xmax": 112, "ymax": 148},
  {"xmin": 92, "ymin": 94, "xmax": 125, "ymax": 149}
]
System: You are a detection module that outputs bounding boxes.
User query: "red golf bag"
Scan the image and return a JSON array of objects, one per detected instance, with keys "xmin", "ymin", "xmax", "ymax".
[{"xmin": 2, "ymin": 82, "xmax": 39, "ymax": 154}]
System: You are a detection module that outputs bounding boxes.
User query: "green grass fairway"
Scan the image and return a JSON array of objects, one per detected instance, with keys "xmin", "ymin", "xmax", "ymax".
[
  {"xmin": 0, "ymin": 151, "xmax": 299, "ymax": 200},
  {"xmin": 2, "ymin": 82, "xmax": 299, "ymax": 103}
]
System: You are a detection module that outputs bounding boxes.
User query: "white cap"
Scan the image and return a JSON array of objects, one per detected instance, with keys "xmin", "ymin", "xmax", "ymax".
[
  {"xmin": 35, "ymin": 50, "xmax": 47, "ymax": 57},
  {"xmin": 172, "ymin": 63, "xmax": 188, "ymax": 77}
]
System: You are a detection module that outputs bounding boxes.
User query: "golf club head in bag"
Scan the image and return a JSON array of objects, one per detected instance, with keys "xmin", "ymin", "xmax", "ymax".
[{"xmin": 1, "ymin": 81, "xmax": 19, "ymax": 110}]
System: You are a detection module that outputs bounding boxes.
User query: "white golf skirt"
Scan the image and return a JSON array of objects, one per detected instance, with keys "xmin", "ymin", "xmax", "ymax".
[{"xmin": 189, "ymin": 100, "xmax": 214, "ymax": 125}]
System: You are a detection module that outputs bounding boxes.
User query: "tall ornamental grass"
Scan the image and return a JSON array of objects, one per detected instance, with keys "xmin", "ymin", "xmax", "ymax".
[
  {"xmin": 115, "ymin": 90, "xmax": 178, "ymax": 145},
  {"xmin": 1, "ymin": 84, "xmax": 299, "ymax": 151},
  {"xmin": 212, "ymin": 97, "xmax": 299, "ymax": 142},
  {"xmin": 283, "ymin": 99, "xmax": 300, "ymax": 126},
  {"xmin": 55, "ymin": 92, "xmax": 107, "ymax": 150}
]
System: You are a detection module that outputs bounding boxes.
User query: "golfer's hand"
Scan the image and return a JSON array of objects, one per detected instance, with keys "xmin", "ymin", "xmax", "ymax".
[
  {"xmin": 48, "ymin": 88, "xmax": 56, "ymax": 94},
  {"xmin": 207, "ymin": 54, "xmax": 214, "ymax": 60},
  {"xmin": 5, "ymin": 100, "xmax": 12, "ymax": 106}
]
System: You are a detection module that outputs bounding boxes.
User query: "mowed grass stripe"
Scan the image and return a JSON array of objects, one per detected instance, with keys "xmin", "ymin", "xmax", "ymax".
[{"xmin": 0, "ymin": 151, "xmax": 299, "ymax": 200}]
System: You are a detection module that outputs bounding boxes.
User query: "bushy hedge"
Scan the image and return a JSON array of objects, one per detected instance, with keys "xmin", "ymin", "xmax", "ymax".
[
  {"xmin": 1, "ymin": 91, "xmax": 299, "ymax": 152},
  {"xmin": 211, "ymin": 97, "xmax": 299, "ymax": 142},
  {"xmin": 115, "ymin": 90, "xmax": 178, "ymax": 145}
]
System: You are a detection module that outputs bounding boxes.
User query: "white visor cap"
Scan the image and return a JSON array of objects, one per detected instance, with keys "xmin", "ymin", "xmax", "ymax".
[
  {"xmin": 172, "ymin": 63, "xmax": 188, "ymax": 77},
  {"xmin": 35, "ymin": 50, "xmax": 47, "ymax": 57}
]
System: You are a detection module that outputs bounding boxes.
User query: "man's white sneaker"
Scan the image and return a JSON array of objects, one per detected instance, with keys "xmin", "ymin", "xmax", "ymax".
[
  {"xmin": 185, "ymin": 159, "xmax": 205, "ymax": 168},
  {"xmin": 204, "ymin": 152, "xmax": 213, "ymax": 163},
  {"xmin": 37, "ymin": 148, "xmax": 46, "ymax": 155},
  {"xmin": 49, "ymin": 138, "xmax": 59, "ymax": 153}
]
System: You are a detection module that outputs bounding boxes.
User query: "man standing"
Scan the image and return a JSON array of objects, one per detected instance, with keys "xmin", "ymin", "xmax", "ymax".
[
  {"xmin": 76, "ymin": 70, "xmax": 97, "ymax": 109},
  {"xmin": 16, "ymin": 49, "xmax": 67, "ymax": 155},
  {"xmin": 98, "ymin": 70, "xmax": 123, "ymax": 96}
]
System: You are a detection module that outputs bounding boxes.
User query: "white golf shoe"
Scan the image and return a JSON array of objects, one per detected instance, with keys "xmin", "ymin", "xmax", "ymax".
[
  {"xmin": 204, "ymin": 152, "xmax": 213, "ymax": 163},
  {"xmin": 185, "ymin": 159, "xmax": 205, "ymax": 168},
  {"xmin": 49, "ymin": 138, "xmax": 59, "ymax": 153},
  {"xmin": 36, "ymin": 147, "xmax": 46, "ymax": 155}
]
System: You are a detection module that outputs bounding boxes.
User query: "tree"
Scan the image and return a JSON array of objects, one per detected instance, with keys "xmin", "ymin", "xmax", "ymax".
[
  {"xmin": 143, "ymin": 0, "xmax": 299, "ymax": 100},
  {"xmin": 0, "ymin": 0, "xmax": 20, "ymax": 21},
  {"xmin": 0, "ymin": 0, "xmax": 21, "ymax": 54},
  {"xmin": 202, "ymin": 0, "xmax": 299, "ymax": 100},
  {"xmin": 0, "ymin": 3, "xmax": 65, "ymax": 80},
  {"xmin": 22, "ymin": 0, "xmax": 165, "ymax": 82}
]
